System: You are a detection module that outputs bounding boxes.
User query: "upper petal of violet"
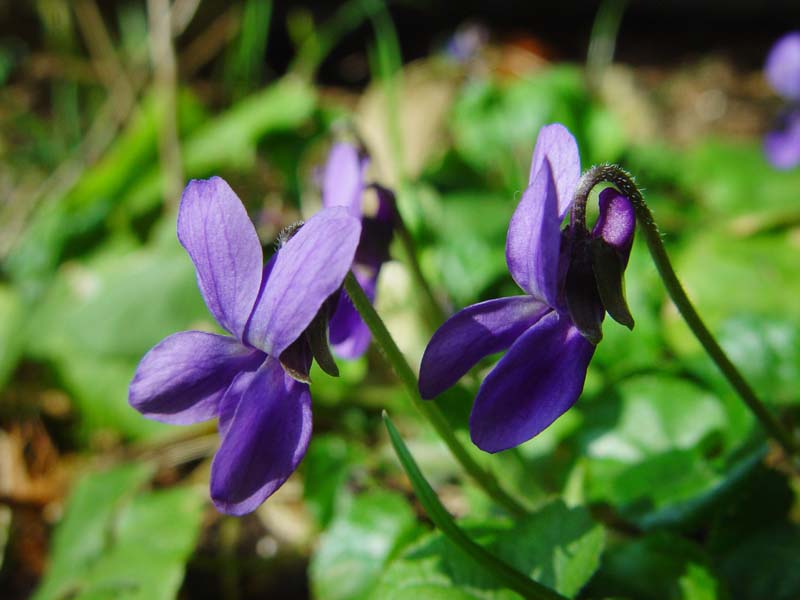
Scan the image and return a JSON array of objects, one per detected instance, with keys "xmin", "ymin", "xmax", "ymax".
[
  {"xmin": 178, "ymin": 177, "xmax": 264, "ymax": 340},
  {"xmin": 469, "ymin": 310, "xmax": 595, "ymax": 453},
  {"xmin": 592, "ymin": 188, "xmax": 636, "ymax": 266},
  {"xmin": 418, "ymin": 295, "xmax": 550, "ymax": 399},
  {"xmin": 528, "ymin": 123, "xmax": 581, "ymax": 219},
  {"xmin": 322, "ymin": 142, "xmax": 368, "ymax": 218},
  {"xmin": 210, "ymin": 357, "xmax": 312, "ymax": 515},
  {"xmin": 506, "ymin": 159, "xmax": 563, "ymax": 306},
  {"xmin": 245, "ymin": 206, "xmax": 361, "ymax": 356},
  {"xmin": 765, "ymin": 31, "xmax": 800, "ymax": 101},
  {"xmin": 129, "ymin": 331, "xmax": 264, "ymax": 425}
]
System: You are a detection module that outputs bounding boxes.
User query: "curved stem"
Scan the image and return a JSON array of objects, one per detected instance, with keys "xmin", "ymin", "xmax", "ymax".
[
  {"xmin": 343, "ymin": 272, "xmax": 528, "ymax": 517},
  {"xmin": 384, "ymin": 413, "xmax": 566, "ymax": 600},
  {"xmin": 574, "ymin": 164, "xmax": 798, "ymax": 457}
]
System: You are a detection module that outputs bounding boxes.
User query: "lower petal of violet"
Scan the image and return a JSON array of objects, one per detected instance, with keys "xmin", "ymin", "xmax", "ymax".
[
  {"xmin": 469, "ymin": 310, "xmax": 595, "ymax": 453},
  {"xmin": 129, "ymin": 331, "xmax": 264, "ymax": 425},
  {"xmin": 210, "ymin": 357, "xmax": 312, "ymax": 516},
  {"xmin": 329, "ymin": 269, "xmax": 375, "ymax": 359},
  {"xmin": 418, "ymin": 296, "xmax": 550, "ymax": 400}
]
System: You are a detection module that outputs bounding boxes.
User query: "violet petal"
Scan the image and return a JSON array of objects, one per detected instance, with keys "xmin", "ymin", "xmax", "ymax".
[
  {"xmin": 217, "ymin": 367, "xmax": 260, "ymax": 439},
  {"xmin": 506, "ymin": 159, "xmax": 562, "ymax": 306},
  {"xmin": 245, "ymin": 207, "xmax": 362, "ymax": 356},
  {"xmin": 528, "ymin": 123, "xmax": 581, "ymax": 218},
  {"xmin": 469, "ymin": 311, "xmax": 595, "ymax": 453},
  {"xmin": 210, "ymin": 357, "xmax": 312, "ymax": 515},
  {"xmin": 129, "ymin": 331, "xmax": 263, "ymax": 425},
  {"xmin": 592, "ymin": 188, "xmax": 636, "ymax": 266},
  {"xmin": 765, "ymin": 32, "xmax": 800, "ymax": 101},
  {"xmin": 328, "ymin": 268, "xmax": 376, "ymax": 359},
  {"xmin": 764, "ymin": 109, "xmax": 800, "ymax": 170},
  {"xmin": 418, "ymin": 296, "xmax": 550, "ymax": 399},
  {"xmin": 322, "ymin": 142, "xmax": 368, "ymax": 217},
  {"xmin": 177, "ymin": 177, "xmax": 264, "ymax": 340}
]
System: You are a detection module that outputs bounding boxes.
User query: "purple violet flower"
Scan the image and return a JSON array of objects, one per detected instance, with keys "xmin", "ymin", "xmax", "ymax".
[
  {"xmin": 418, "ymin": 124, "xmax": 636, "ymax": 453},
  {"xmin": 129, "ymin": 177, "xmax": 361, "ymax": 514},
  {"xmin": 764, "ymin": 32, "xmax": 800, "ymax": 169},
  {"xmin": 321, "ymin": 142, "xmax": 395, "ymax": 358}
]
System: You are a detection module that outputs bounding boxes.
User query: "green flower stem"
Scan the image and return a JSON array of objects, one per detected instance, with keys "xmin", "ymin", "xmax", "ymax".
[
  {"xmin": 574, "ymin": 164, "xmax": 799, "ymax": 457},
  {"xmin": 383, "ymin": 412, "xmax": 566, "ymax": 600},
  {"xmin": 343, "ymin": 272, "xmax": 528, "ymax": 517}
]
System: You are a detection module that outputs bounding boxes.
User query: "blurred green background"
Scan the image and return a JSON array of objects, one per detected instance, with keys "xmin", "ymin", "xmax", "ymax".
[{"xmin": 1, "ymin": 1, "xmax": 800, "ymax": 599}]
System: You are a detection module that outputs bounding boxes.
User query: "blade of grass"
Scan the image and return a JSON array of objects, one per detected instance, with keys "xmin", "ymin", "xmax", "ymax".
[
  {"xmin": 383, "ymin": 412, "xmax": 566, "ymax": 600},
  {"xmin": 289, "ymin": 0, "xmax": 384, "ymax": 80}
]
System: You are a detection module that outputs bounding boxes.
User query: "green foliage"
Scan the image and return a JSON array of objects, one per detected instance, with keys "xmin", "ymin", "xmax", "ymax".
[
  {"xmin": 3, "ymin": 7, "xmax": 800, "ymax": 599},
  {"xmin": 33, "ymin": 464, "xmax": 203, "ymax": 600},
  {"xmin": 303, "ymin": 434, "xmax": 364, "ymax": 528},
  {"xmin": 373, "ymin": 500, "xmax": 604, "ymax": 599},
  {"xmin": 26, "ymin": 224, "xmax": 209, "ymax": 438},
  {"xmin": 589, "ymin": 532, "xmax": 723, "ymax": 600},
  {"xmin": 0, "ymin": 285, "xmax": 23, "ymax": 391},
  {"xmin": 310, "ymin": 491, "xmax": 422, "ymax": 600}
]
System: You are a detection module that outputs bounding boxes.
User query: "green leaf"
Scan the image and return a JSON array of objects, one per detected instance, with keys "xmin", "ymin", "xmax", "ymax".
[
  {"xmin": 579, "ymin": 375, "xmax": 736, "ymax": 527},
  {"xmin": 678, "ymin": 139, "xmax": 800, "ymax": 222},
  {"xmin": 694, "ymin": 315, "xmax": 800, "ymax": 406},
  {"xmin": 714, "ymin": 524, "xmax": 800, "ymax": 600},
  {"xmin": 53, "ymin": 352, "xmax": 166, "ymax": 440},
  {"xmin": 27, "ymin": 229, "xmax": 209, "ymax": 362},
  {"xmin": 451, "ymin": 67, "xmax": 588, "ymax": 192},
  {"xmin": 665, "ymin": 231, "xmax": 800, "ymax": 359},
  {"xmin": 588, "ymin": 532, "xmax": 723, "ymax": 600},
  {"xmin": 34, "ymin": 465, "xmax": 203, "ymax": 600},
  {"xmin": 373, "ymin": 500, "xmax": 605, "ymax": 600},
  {"xmin": 23, "ymin": 222, "xmax": 211, "ymax": 438},
  {"xmin": 6, "ymin": 90, "xmax": 207, "ymax": 294},
  {"xmin": 303, "ymin": 434, "xmax": 362, "ymax": 528},
  {"xmin": 705, "ymin": 460, "xmax": 800, "ymax": 600},
  {"xmin": 33, "ymin": 463, "xmax": 154, "ymax": 599},
  {"xmin": 118, "ymin": 77, "xmax": 317, "ymax": 219},
  {"xmin": 582, "ymin": 375, "xmax": 728, "ymax": 462},
  {"xmin": 310, "ymin": 490, "xmax": 422, "ymax": 600},
  {"xmin": 0, "ymin": 285, "xmax": 24, "ymax": 390},
  {"xmin": 423, "ymin": 191, "xmax": 510, "ymax": 305},
  {"xmin": 376, "ymin": 413, "xmax": 592, "ymax": 598}
]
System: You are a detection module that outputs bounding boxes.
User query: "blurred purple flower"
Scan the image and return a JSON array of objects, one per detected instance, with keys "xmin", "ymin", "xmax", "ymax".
[
  {"xmin": 764, "ymin": 32, "xmax": 800, "ymax": 169},
  {"xmin": 321, "ymin": 142, "xmax": 395, "ymax": 358},
  {"xmin": 129, "ymin": 177, "xmax": 361, "ymax": 514},
  {"xmin": 419, "ymin": 124, "xmax": 635, "ymax": 453},
  {"xmin": 444, "ymin": 22, "xmax": 489, "ymax": 63}
]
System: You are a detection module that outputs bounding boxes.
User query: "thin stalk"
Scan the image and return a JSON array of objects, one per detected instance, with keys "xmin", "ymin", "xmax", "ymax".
[
  {"xmin": 384, "ymin": 413, "xmax": 566, "ymax": 600},
  {"xmin": 343, "ymin": 272, "xmax": 527, "ymax": 517},
  {"xmin": 573, "ymin": 164, "xmax": 798, "ymax": 457}
]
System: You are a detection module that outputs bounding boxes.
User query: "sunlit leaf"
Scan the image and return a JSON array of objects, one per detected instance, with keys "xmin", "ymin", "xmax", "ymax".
[{"xmin": 310, "ymin": 491, "xmax": 422, "ymax": 600}]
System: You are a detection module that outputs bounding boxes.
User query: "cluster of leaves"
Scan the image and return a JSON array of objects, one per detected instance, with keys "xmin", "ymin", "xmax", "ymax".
[{"xmin": 2, "ymin": 2, "xmax": 800, "ymax": 599}]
